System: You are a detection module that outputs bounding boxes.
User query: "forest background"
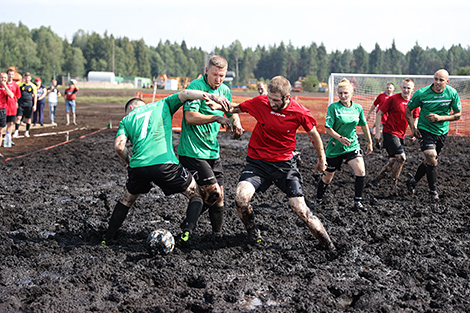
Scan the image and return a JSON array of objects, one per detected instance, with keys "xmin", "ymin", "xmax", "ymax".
[{"xmin": 2, "ymin": 22, "xmax": 470, "ymax": 90}]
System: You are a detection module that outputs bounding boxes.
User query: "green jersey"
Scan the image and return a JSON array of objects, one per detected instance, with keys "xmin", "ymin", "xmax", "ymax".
[
  {"xmin": 116, "ymin": 93, "xmax": 182, "ymax": 168},
  {"xmin": 407, "ymin": 84, "xmax": 461, "ymax": 136},
  {"xmin": 324, "ymin": 101, "xmax": 367, "ymax": 158},
  {"xmin": 177, "ymin": 75, "xmax": 232, "ymax": 159}
]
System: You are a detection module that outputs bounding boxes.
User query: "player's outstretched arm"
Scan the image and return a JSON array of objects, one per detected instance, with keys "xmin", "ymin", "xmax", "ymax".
[
  {"xmin": 229, "ymin": 113, "xmax": 244, "ymax": 139},
  {"xmin": 426, "ymin": 110, "xmax": 461, "ymax": 123},
  {"xmin": 205, "ymin": 97, "xmax": 242, "ymax": 114}
]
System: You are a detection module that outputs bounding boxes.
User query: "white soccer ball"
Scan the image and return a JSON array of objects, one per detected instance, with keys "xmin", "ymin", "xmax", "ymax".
[{"xmin": 146, "ymin": 229, "xmax": 175, "ymax": 256}]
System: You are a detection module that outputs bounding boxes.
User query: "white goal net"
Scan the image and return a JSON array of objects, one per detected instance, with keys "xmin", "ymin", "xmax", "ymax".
[{"xmin": 328, "ymin": 73, "xmax": 470, "ymax": 136}]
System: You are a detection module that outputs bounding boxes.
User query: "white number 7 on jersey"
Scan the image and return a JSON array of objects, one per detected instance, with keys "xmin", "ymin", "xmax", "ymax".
[{"xmin": 136, "ymin": 111, "xmax": 152, "ymax": 139}]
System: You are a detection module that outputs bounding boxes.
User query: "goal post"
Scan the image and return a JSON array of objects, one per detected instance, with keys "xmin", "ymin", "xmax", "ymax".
[{"xmin": 328, "ymin": 73, "xmax": 470, "ymax": 136}]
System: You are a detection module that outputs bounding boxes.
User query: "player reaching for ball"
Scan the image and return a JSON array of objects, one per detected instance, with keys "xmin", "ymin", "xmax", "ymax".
[
  {"xmin": 102, "ymin": 90, "xmax": 231, "ymax": 245},
  {"xmin": 208, "ymin": 76, "xmax": 336, "ymax": 254}
]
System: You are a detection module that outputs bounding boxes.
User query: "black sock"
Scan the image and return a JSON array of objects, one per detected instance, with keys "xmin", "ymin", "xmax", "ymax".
[
  {"xmin": 15, "ymin": 123, "xmax": 19, "ymax": 131},
  {"xmin": 105, "ymin": 202, "xmax": 130, "ymax": 241},
  {"xmin": 180, "ymin": 196, "xmax": 203, "ymax": 232},
  {"xmin": 414, "ymin": 163, "xmax": 427, "ymax": 183},
  {"xmin": 354, "ymin": 176, "xmax": 365, "ymax": 201},
  {"xmin": 316, "ymin": 177, "xmax": 329, "ymax": 201},
  {"xmin": 26, "ymin": 123, "xmax": 31, "ymax": 131},
  {"xmin": 209, "ymin": 205, "xmax": 224, "ymax": 234},
  {"xmin": 426, "ymin": 165, "xmax": 437, "ymax": 192}
]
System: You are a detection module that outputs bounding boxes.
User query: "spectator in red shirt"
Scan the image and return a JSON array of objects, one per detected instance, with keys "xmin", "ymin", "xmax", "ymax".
[
  {"xmin": 4, "ymin": 69, "xmax": 21, "ymax": 147},
  {"xmin": 368, "ymin": 78, "xmax": 418, "ymax": 187},
  {"xmin": 64, "ymin": 80, "xmax": 79, "ymax": 125},
  {"xmin": 208, "ymin": 76, "xmax": 335, "ymax": 254},
  {"xmin": 0, "ymin": 72, "xmax": 15, "ymax": 153}
]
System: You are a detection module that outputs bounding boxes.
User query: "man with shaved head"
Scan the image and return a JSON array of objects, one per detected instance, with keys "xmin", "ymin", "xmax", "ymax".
[{"xmin": 404, "ymin": 69, "xmax": 462, "ymax": 201}]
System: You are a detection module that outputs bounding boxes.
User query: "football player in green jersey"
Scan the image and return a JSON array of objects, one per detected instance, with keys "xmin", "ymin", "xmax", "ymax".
[
  {"xmin": 178, "ymin": 55, "xmax": 243, "ymax": 242},
  {"xmin": 103, "ymin": 90, "xmax": 230, "ymax": 245},
  {"xmin": 315, "ymin": 78, "xmax": 373, "ymax": 211},
  {"xmin": 405, "ymin": 69, "xmax": 462, "ymax": 201}
]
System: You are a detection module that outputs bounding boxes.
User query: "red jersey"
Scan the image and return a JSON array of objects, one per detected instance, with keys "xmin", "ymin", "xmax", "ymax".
[
  {"xmin": 0, "ymin": 87, "xmax": 7, "ymax": 109},
  {"xmin": 381, "ymin": 93, "xmax": 419, "ymax": 139},
  {"xmin": 238, "ymin": 95, "xmax": 317, "ymax": 162},
  {"xmin": 65, "ymin": 86, "xmax": 78, "ymax": 100},
  {"xmin": 6, "ymin": 81, "xmax": 20, "ymax": 116},
  {"xmin": 374, "ymin": 92, "xmax": 392, "ymax": 124}
]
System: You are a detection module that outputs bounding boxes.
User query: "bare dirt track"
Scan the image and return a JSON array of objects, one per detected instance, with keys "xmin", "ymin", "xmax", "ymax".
[{"xmin": 1, "ymin": 90, "xmax": 469, "ymax": 312}]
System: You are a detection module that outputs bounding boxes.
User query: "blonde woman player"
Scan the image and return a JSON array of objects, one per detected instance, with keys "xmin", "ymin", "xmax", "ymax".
[{"xmin": 314, "ymin": 78, "xmax": 373, "ymax": 211}]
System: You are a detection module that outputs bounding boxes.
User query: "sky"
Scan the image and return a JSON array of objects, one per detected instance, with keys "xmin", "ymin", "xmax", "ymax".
[{"xmin": 1, "ymin": 0, "xmax": 469, "ymax": 54}]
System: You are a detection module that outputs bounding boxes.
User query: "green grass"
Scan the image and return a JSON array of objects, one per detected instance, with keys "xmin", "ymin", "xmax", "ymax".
[{"xmin": 79, "ymin": 96, "xmax": 130, "ymax": 104}]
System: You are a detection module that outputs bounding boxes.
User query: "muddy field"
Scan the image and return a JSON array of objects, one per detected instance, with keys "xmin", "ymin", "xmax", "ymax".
[{"xmin": 0, "ymin": 90, "xmax": 469, "ymax": 312}]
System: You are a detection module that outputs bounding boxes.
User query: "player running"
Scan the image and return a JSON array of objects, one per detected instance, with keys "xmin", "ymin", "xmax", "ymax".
[
  {"xmin": 404, "ymin": 69, "xmax": 462, "ymax": 201},
  {"xmin": 314, "ymin": 78, "xmax": 373, "ymax": 211},
  {"xmin": 368, "ymin": 78, "xmax": 419, "ymax": 187},
  {"xmin": 208, "ymin": 76, "xmax": 336, "ymax": 254}
]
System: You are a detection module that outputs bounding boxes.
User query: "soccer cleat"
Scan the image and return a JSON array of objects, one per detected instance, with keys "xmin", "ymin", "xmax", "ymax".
[
  {"xmin": 24, "ymin": 131, "xmax": 30, "ymax": 138},
  {"xmin": 366, "ymin": 179, "xmax": 378, "ymax": 188},
  {"xmin": 313, "ymin": 198, "xmax": 323, "ymax": 207},
  {"xmin": 212, "ymin": 232, "xmax": 223, "ymax": 242},
  {"xmin": 353, "ymin": 201, "xmax": 367, "ymax": 212},
  {"xmin": 429, "ymin": 190, "xmax": 439, "ymax": 201},
  {"xmin": 179, "ymin": 231, "xmax": 190, "ymax": 242},
  {"xmin": 12, "ymin": 131, "xmax": 19, "ymax": 138},
  {"xmin": 247, "ymin": 226, "xmax": 262, "ymax": 245},
  {"xmin": 406, "ymin": 174, "xmax": 416, "ymax": 195}
]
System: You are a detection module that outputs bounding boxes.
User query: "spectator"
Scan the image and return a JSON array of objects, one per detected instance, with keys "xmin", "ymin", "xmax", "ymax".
[
  {"xmin": 0, "ymin": 72, "xmax": 15, "ymax": 153},
  {"xmin": 47, "ymin": 79, "xmax": 61, "ymax": 126},
  {"xmin": 64, "ymin": 80, "xmax": 79, "ymax": 125},
  {"xmin": 13, "ymin": 72, "xmax": 37, "ymax": 138},
  {"xmin": 4, "ymin": 69, "xmax": 21, "ymax": 147},
  {"xmin": 256, "ymin": 81, "xmax": 268, "ymax": 96},
  {"xmin": 33, "ymin": 77, "xmax": 47, "ymax": 126}
]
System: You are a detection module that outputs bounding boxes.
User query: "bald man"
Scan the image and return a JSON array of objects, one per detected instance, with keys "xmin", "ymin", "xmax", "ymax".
[{"xmin": 404, "ymin": 69, "xmax": 462, "ymax": 201}]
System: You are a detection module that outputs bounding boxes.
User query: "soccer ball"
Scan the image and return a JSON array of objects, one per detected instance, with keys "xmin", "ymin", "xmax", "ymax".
[{"xmin": 146, "ymin": 229, "xmax": 175, "ymax": 256}]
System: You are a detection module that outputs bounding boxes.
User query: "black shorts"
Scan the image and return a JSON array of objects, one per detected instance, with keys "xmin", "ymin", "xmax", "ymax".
[
  {"xmin": 126, "ymin": 163, "xmax": 192, "ymax": 196},
  {"xmin": 6, "ymin": 115, "xmax": 16, "ymax": 123},
  {"xmin": 239, "ymin": 156, "xmax": 303, "ymax": 198},
  {"xmin": 178, "ymin": 156, "xmax": 224, "ymax": 186},
  {"xmin": 0, "ymin": 109, "xmax": 6, "ymax": 128},
  {"xmin": 418, "ymin": 129, "xmax": 447, "ymax": 155},
  {"xmin": 17, "ymin": 105, "xmax": 33, "ymax": 119},
  {"xmin": 383, "ymin": 132, "xmax": 404, "ymax": 156},
  {"xmin": 326, "ymin": 149, "xmax": 363, "ymax": 172}
]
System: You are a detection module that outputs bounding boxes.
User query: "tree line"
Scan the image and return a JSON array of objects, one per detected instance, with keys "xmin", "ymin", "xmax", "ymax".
[{"xmin": 1, "ymin": 22, "xmax": 470, "ymax": 90}]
